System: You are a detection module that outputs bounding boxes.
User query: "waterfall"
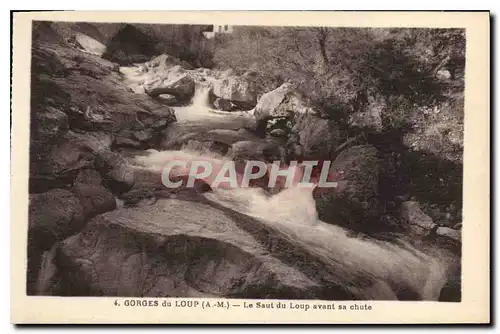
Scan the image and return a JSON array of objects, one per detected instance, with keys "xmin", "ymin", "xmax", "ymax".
[
  {"xmin": 124, "ymin": 66, "xmax": 453, "ymax": 301},
  {"xmin": 133, "ymin": 149, "xmax": 452, "ymax": 300}
]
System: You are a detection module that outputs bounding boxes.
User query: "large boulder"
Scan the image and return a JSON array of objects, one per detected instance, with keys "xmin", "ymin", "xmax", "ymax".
[
  {"xmin": 29, "ymin": 39, "xmax": 177, "ymax": 190},
  {"xmin": 29, "ymin": 131, "xmax": 99, "ymax": 193},
  {"xmin": 229, "ymin": 140, "xmax": 285, "ymax": 163},
  {"xmin": 211, "ymin": 75, "xmax": 257, "ymax": 109},
  {"xmin": 30, "ymin": 106, "xmax": 69, "ymax": 151},
  {"xmin": 213, "ymin": 98, "xmax": 233, "ymax": 111},
  {"xmin": 36, "ymin": 197, "xmax": 415, "ymax": 299},
  {"xmin": 253, "ymin": 83, "xmax": 315, "ymax": 123},
  {"xmin": 72, "ymin": 169, "xmax": 117, "ymax": 219},
  {"xmin": 40, "ymin": 199, "xmax": 325, "ymax": 298},
  {"xmin": 102, "ymin": 24, "xmax": 158, "ymax": 66},
  {"xmin": 313, "ymin": 145, "xmax": 381, "ymax": 231},
  {"xmin": 94, "ymin": 151, "xmax": 135, "ymax": 195},
  {"xmin": 31, "ymin": 42, "xmax": 177, "ymax": 134},
  {"xmin": 401, "ymin": 201, "xmax": 437, "ymax": 234},
  {"xmin": 74, "ymin": 33, "xmax": 107, "ymax": 56},
  {"xmin": 436, "ymin": 226, "xmax": 461, "ymax": 243},
  {"xmin": 287, "ymin": 113, "xmax": 341, "ymax": 160},
  {"xmin": 28, "ymin": 189, "xmax": 85, "ymax": 251},
  {"xmin": 143, "ymin": 66, "xmax": 195, "ymax": 102},
  {"xmin": 27, "ymin": 188, "xmax": 86, "ymax": 295},
  {"xmin": 114, "ymin": 106, "xmax": 176, "ymax": 148},
  {"xmin": 146, "ymin": 54, "xmax": 182, "ymax": 70}
]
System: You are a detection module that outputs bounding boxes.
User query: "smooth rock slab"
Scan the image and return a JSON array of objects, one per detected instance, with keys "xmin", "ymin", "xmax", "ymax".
[{"xmin": 51, "ymin": 199, "xmax": 321, "ymax": 298}]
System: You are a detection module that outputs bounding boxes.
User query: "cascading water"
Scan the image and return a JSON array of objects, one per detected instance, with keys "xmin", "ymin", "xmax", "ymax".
[
  {"xmin": 134, "ymin": 149, "xmax": 451, "ymax": 300},
  {"xmin": 163, "ymin": 82, "xmax": 253, "ymax": 142},
  {"xmin": 129, "ymin": 75, "xmax": 454, "ymax": 301}
]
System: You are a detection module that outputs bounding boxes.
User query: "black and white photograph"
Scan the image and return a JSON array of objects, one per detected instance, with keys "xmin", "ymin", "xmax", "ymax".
[{"xmin": 10, "ymin": 11, "xmax": 490, "ymax": 324}]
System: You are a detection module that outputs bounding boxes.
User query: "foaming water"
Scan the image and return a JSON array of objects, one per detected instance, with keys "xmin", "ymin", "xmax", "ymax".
[
  {"xmin": 206, "ymin": 186, "xmax": 447, "ymax": 300},
  {"xmin": 174, "ymin": 84, "xmax": 213, "ymax": 122},
  {"xmin": 174, "ymin": 84, "xmax": 253, "ymax": 123},
  {"xmin": 166, "ymin": 84, "xmax": 253, "ymax": 139},
  {"xmin": 133, "ymin": 149, "xmax": 450, "ymax": 300},
  {"xmin": 127, "ymin": 75, "xmax": 451, "ymax": 300}
]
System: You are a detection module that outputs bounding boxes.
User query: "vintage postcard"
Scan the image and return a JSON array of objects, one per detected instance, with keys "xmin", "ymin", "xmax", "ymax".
[{"xmin": 10, "ymin": 11, "xmax": 490, "ymax": 324}]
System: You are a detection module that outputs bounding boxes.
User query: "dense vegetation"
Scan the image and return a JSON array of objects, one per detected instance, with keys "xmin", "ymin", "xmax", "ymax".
[
  {"xmin": 37, "ymin": 21, "xmax": 466, "ymax": 225},
  {"xmin": 214, "ymin": 27, "xmax": 464, "ymax": 139},
  {"xmin": 212, "ymin": 26, "xmax": 465, "ymax": 221}
]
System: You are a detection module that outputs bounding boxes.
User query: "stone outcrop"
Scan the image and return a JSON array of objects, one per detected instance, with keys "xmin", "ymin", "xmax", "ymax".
[
  {"xmin": 29, "ymin": 28, "xmax": 176, "ymax": 193},
  {"xmin": 161, "ymin": 128, "xmax": 261, "ymax": 153},
  {"xmin": 436, "ymin": 226, "xmax": 461, "ymax": 243},
  {"xmin": 253, "ymin": 83, "xmax": 315, "ymax": 123},
  {"xmin": 73, "ymin": 33, "xmax": 107, "ymax": 56},
  {"xmin": 145, "ymin": 53, "xmax": 193, "ymax": 71},
  {"xmin": 401, "ymin": 201, "xmax": 437, "ymax": 234},
  {"xmin": 213, "ymin": 98, "xmax": 233, "ymax": 111},
  {"xmin": 72, "ymin": 169, "xmax": 117, "ymax": 219},
  {"xmin": 36, "ymin": 198, "xmax": 382, "ymax": 299},
  {"xmin": 313, "ymin": 145, "xmax": 381, "ymax": 231},
  {"xmin": 102, "ymin": 24, "xmax": 159, "ymax": 65},
  {"xmin": 27, "ymin": 189, "xmax": 85, "ymax": 294},
  {"xmin": 29, "ymin": 131, "xmax": 97, "ymax": 193},
  {"xmin": 94, "ymin": 151, "xmax": 135, "ymax": 196},
  {"xmin": 287, "ymin": 113, "xmax": 341, "ymax": 160},
  {"xmin": 143, "ymin": 65, "xmax": 195, "ymax": 102},
  {"xmin": 29, "ymin": 189, "xmax": 85, "ymax": 252},
  {"xmin": 230, "ymin": 140, "xmax": 285, "ymax": 163},
  {"xmin": 211, "ymin": 74, "xmax": 258, "ymax": 110}
]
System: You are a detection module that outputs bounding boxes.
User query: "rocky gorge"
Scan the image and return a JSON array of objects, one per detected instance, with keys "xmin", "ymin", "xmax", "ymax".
[{"xmin": 27, "ymin": 21, "xmax": 462, "ymax": 301}]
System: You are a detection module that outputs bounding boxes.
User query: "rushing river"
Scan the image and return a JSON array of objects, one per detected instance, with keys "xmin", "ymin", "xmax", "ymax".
[{"xmin": 129, "ymin": 82, "xmax": 455, "ymax": 301}]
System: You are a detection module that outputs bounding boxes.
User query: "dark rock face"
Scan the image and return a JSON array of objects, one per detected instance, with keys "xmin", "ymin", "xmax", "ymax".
[
  {"xmin": 94, "ymin": 151, "xmax": 135, "ymax": 195},
  {"xmin": 102, "ymin": 24, "xmax": 159, "ymax": 65},
  {"xmin": 29, "ymin": 131, "xmax": 96, "ymax": 193},
  {"xmin": 213, "ymin": 97, "xmax": 233, "ymax": 111},
  {"xmin": 30, "ymin": 106, "xmax": 69, "ymax": 151},
  {"xmin": 401, "ymin": 201, "xmax": 437, "ymax": 234},
  {"xmin": 29, "ymin": 30, "xmax": 176, "ymax": 193},
  {"xmin": 27, "ymin": 24, "xmax": 179, "ymax": 294},
  {"xmin": 38, "ymin": 199, "xmax": 351, "ymax": 298},
  {"xmin": 29, "ymin": 189, "xmax": 85, "ymax": 251},
  {"xmin": 230, "ymin": 140, "xmax": 285, "ymax": 163},
  {"xmin": 287, "ymin": 113, "xmax": 341, "ymax": 161},
  {"xmin": 253, "ymin": 83, "xmax": 315, "ymax": 122},
  {"xmin": 72, "ymin": 169, "xmax": 117, "ymax": 219},
  {"xmin": 313, "ymin": 145, "xmax": 381, "ymax": 231},
  {"xmin": 211, "ymin": 75, "xmax": 258, "ymax": 110},
  {"xmin": 27, "ymin": 189, "xmax": 85, "ymax": 294},
  {"xmin": 162, "ymin": 128, "xmax": 260, "ymax": 153},
  {"xmin": 31, "ymin": 38, "xmax": 176, "ymax": 135},
  {"xmin": 143, "ymin": 66, "xmax": 195, "ymax": 102}
]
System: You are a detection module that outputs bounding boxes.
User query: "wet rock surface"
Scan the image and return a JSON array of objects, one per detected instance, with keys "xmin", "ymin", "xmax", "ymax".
[
  {"xmin": 144, "ymin": 66, "xmax": 195, "ymax": 102},
  {"xmin": 46, "ymin": 199, "xmax": 324, "ymax": 298},
  {"xmin": 211, "ymin": 74, "xmax": 258, "ymax": 110},
  {"xmin": 27, "ymin": 22, "xmax": 463, "ymax": 302},
  {"xmin": 313, "ymin": 145, "xmax": 381, "ymax": 232}
]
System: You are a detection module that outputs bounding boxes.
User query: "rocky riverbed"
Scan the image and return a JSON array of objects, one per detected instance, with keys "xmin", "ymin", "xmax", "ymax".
[{"xmin": 27, "ymin": 22, "xmax": 462, "ymax": 301}]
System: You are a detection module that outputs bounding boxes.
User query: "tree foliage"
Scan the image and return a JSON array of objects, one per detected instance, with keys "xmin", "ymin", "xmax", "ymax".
[{"xmin": 214, "ymin": 27, "xmax": 465, "ymax": 132}]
